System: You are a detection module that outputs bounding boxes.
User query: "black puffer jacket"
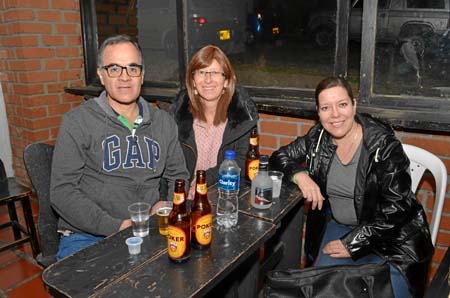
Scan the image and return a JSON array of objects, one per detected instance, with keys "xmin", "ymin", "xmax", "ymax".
[
  {"xmin": 170, "ymin": 86, "xmax": 259, "ymax": 186},
  {"xmin": 270, "ymin": 113, "xmax": 434, "ymax": 298}
]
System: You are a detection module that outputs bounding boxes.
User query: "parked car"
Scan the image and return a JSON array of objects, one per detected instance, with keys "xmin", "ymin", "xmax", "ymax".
[
  {"xmin": 307, "ymin": 0, "xmax": 450, "ymax": 49},
  {"xmin": 246, "ymin": 8, "xmax": 281, "ymax": 44},
  {"xmin": 137, "ymin": 0, "xmax": 247, "ymax": 57}
]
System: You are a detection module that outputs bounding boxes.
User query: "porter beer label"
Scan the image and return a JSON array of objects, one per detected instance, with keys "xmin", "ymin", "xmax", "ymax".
[{"xmin": 194, "ymin": 214, "xmax": 212, "ymax": 245}]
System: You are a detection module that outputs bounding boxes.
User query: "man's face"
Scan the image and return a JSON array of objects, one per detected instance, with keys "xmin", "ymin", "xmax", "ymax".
[{"xmin": 97, "ymin": 42, "xmax": 144, "ymax": 106}]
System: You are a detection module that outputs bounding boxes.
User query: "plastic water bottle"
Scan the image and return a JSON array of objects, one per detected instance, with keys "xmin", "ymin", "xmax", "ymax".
[{"xmin": 217, "ymin": 150, "xmax": 240, "ymax": 228}]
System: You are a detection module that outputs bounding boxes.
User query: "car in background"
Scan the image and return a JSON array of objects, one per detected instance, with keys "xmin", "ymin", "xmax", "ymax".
[
  {"xmin": 307, "ymin": 0, "xmax": 450, "ymax": 48},
  {"xmin": 246, "ymin": 8, "xmax": 281, "ymax": 44},
  {"xmin": 137, "ymin": 0, "xmax": 247, "ymax": 57}
]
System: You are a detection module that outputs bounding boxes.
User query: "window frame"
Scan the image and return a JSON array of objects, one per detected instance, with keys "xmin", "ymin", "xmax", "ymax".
[{"xmin": 74, "ymin": 0, "xmax": 450, "ymax": 133}]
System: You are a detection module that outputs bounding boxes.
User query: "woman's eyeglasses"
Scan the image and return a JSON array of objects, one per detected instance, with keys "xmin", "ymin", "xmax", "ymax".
[
  {"xmin": 193, "ymin": 70, "xmax": 225, "ymax": 79},
  {"xmin": 102, "ymin": 64, "xmax": 143, "ymax": 78}
]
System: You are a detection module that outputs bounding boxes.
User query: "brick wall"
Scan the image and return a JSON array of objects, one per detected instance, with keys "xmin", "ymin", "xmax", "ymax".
[
  {"xmin": 0, "ymin": 0, "xmax": 84, "ymax": 184},
  {"xmin": 96, "ymin": 0, "xmax": 137, "ymax": 45},
  {"xmin": 259, "ymin": 112, "xmax": 450, "ymax": 280}
]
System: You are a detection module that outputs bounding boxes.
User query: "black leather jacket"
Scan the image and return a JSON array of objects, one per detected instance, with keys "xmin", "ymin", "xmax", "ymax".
[
  {"xmin": 270, "ymin": 113, "xmax": 434, "ymax": 298},
  {"xmin": 170, "ymin": 86, "xmax": 258, "ymax": 186}
]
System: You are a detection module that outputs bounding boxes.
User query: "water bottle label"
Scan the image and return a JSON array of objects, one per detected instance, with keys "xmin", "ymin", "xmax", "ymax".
[{"xmin": 218, "ymin": 173, "xmax": 240, "ymax": 191}]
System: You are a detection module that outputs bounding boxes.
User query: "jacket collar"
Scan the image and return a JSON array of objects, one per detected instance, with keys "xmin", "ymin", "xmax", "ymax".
[{"xmin": 172, "ymin": 87, "xmax": 257, "ymax": 140}]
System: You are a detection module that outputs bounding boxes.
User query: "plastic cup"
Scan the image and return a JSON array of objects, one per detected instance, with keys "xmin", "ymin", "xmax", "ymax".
[
  {"xmin": 126, "ymin": 236, "xmax": 143, "ymax": 255},
  {"xmin": 128, "ymin": 202, "xmax": 151, "ymax": 237},
  {"xmin": 269, "ymin": 171, "xmax": 284, "ymax": 198},
  {"xmin": 156, "ymin": 201, "xmax": 173, "ymax": 236}
]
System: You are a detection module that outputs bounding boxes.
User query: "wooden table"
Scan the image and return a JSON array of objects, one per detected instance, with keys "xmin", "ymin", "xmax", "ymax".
[{"xmin": 42, "ymin": 181, "xmax": 304, "ymax": 298}]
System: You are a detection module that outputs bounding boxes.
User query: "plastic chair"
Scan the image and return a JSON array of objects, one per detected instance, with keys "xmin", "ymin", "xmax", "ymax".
[
  {"xmin": 402, "ymin": 144, "xmax": 447, "ymax": 245},
  {"xmin": 23, "ymin": 142, "xmax": 58, "ymax": 267}
]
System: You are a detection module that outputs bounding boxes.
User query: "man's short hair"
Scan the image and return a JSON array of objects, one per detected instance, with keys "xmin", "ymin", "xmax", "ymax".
[{"xmin": 97, "ymin": 35, "xmax": 144, "ymax": 69}]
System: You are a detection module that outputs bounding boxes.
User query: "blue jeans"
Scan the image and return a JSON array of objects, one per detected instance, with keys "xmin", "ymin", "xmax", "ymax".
[
  {"xmin": 57, "ymin": 233, "xmax": 104, "ymax": 261},
  {"xmin": 315, "ymin": 220, "xmax": 411, "ymax": 298}
]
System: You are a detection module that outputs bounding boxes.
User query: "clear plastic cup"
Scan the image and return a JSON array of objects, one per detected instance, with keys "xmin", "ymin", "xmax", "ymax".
[
  {"xmin": 269, "ymin": 171, "xmax": 284, "ymax": 198},
  {"xmin": 128, "ymin": 202, "xmax": 151, "ymax": 237},
  {"xmin": 125, "ymin": 236, "xmax": 143, "ymax": 255}
]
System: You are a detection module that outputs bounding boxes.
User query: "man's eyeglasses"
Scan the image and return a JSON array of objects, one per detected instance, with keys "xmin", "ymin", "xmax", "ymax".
[
  {"xmin": 193, "ymin": 70, "xmax": 225, "ymax": 79},
  {"xmin": 102, "ymin": 64, "xmax": 143, "ymax": 78}
]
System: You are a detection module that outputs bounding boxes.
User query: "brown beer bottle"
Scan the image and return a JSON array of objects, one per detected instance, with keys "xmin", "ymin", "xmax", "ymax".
[
  {"xmin": 191, "ymin": 170, "xmax": 212, "ymax": 250},
  {"xmin": 167, "ymin": 179, "xmax": 191, "ymax": 263},
  {"xmin": 245, "ymin": 127, "xmax": 260, "ymax": 181}
]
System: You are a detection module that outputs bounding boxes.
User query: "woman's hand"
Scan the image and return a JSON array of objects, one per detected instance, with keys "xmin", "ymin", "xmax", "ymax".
[
  {"xmin": 322, "ymin": 240, "xmax": 351, "ymax": 258},
  {"xmin": 293, "ymin": 172, "xmax": 325, "ymax": 210}
]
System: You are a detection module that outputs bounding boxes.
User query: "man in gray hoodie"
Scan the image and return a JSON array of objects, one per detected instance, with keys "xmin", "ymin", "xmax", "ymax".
[{"xmin": 51, "ymin": 35, "xmax": 189, "ymax": 260}]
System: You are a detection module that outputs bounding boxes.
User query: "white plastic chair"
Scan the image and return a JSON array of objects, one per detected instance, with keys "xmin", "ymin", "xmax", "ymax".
[{"xmin": 402, "ymin": 144, "xmax": 447, "ymax": 245}]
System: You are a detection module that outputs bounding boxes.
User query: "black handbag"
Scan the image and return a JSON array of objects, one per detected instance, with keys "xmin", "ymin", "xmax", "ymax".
[{"xmin": 264, "ymin": 262, "xmax": 394, "ymax": 298}]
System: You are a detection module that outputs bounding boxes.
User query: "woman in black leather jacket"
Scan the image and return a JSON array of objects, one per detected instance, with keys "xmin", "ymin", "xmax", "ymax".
[{"xmin": 270, "ymin": 77, "xmax": 433, "ymax": 298}]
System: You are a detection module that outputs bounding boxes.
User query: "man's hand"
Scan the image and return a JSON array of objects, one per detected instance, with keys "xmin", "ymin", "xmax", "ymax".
[
  {"xmin": 322, "ymin": 240, "xmax": 351, "ymax": 258},
  {"xmin": 119, "ymin": 219, "xmax": 132, "ymax": 231},
  {"xmin": 293, "ymin": 172, "xmax": 325, "ymax": 210}
]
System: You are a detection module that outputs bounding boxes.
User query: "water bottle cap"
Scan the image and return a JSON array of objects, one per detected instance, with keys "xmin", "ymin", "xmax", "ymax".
[
  {"xmin": 259, "ymin": 155, "xmax": 269, "ymax": 164},
  {"xmin": 224, "ymin": 150, "xmax": 236, "ymax": 160}
]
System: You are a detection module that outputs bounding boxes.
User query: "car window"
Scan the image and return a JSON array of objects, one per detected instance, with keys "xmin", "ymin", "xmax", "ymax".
[{"xmin": 406, "ymin": 0, "xmax": 445, "ymax": 8}]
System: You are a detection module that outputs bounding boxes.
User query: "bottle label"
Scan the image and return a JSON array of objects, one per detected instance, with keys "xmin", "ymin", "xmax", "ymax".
[
  {"xmin": 168, "ymin": 225, "xmax": 187, "ymax": 258},
  {"xmin": 250, "ymin": 137, "xmax": 258, "ymax": 146},
  {"xmin": 196, "ymin": 183, "xmax": 207, "ymax": 195},
  {"xmin": 173, "ymin": 192, "xmax": 185, "ymax": 205},
  {"xmin": 247, "ymin": 160, "xmax": 259, "ymax": 181},
  {"xmin": 254, "ymin": 187, "xmax": 273, "ymax": 206},
  {"xmin": 218, "ymin": 173, "xmax": 240, "ymax": 191},
  {"xmin": 194, "ymin": 214, "xmax": 212, "ymax": 245}
]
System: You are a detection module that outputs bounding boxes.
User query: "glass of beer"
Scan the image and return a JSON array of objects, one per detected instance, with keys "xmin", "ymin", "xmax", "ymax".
[{"xmin": 157, "ymin": 201, "xmax": 173, "ymax": 236}]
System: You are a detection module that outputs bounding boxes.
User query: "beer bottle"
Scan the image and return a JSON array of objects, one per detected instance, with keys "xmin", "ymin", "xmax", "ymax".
[
  {"xmin": 168, "ymin": 179, "xmax": 191, "ymax": 263},
  {"xmin": 191, "ymin": 170, "xmax": 212, "ymax": 250},
  {"xmin": 245, "ymin": 127, "xmax": 260, "ymax": 181}
]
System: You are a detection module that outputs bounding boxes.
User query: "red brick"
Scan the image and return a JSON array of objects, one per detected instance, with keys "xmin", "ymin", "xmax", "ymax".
[
  {"xmin": 279, "ymin": 136, "xmax": 296, "ymax": 147},
  {"xmin": 5, "ymin": 0, "xmax": 49, "ymax": 9},
  {"xmin": 260, "ymin": 134, "xmax": 277, "ymax": 149},
  {"xmin": 21, "ymin": 128, "xmax": 50, "ymax": 141},
  {"xmin": 4, "ymin": 9, "xmax": 34, "ymax": 21},
  {"xmin": 109, "ymin": 15, "xmax": 127, "ymax": 25},
  {"xmin": 96, "ymin": 3, "xmax": 116, "ymax": 13},
  {"xmin": 260, "ymin": 120, "xmax": 298, "ymax": 136},
  {"xmin": 66, "ymin": 35, "xmax": 81, "ymax": 46},
  {"xmin": 15, "ymin": 47, "xmax": 55, "ymax": 59},
  {"xmin": 45, "ymin": 59, "xmax": 67, "ymax": 70},
  {"xmin": 8, "ymin": 59, "xmax": 41, "ymax": 71},
  {"xmin": 48, "ymin": 103, "xmax": 71, "ymax": 116},
  {"xmin": 279, "ymin": 115, "xmax": 302, "ymax": 123},
  {"xmin": 51, "ymin": 0, "xmax": 78, "ymax": 10},
  {"xmin": 403, "ymin": 137, "xmax": 450, "ymax": 157},
  {"xmin": 56, "ymin": 47, "xmax": 80, "ymax": 57},
  {"xmin": 18, "ymin": 71, "xmax": 57, "ymax": 83},
  {"xmin": 59, "ymin": 69, "xmax": 82, "ymax": 81},
  {"xmin": 68, "ymin": 58, "xmax": 83, "ymax": 68},
  {"xmin": 2, "ymin": 35, "xmax": 38, "ymax": 47},
  {"xmin": 435, "ymin": 231, "xmax": 450, "ymax": 247},
  {"xmin": 13, "ymin": 84, "xmax": 44, "ymax": 95},
  {"xmin": 55, "ymin": 23, "xmax": 79, "ymax": 35},
  {"xmin": 260, "ymin": 149, "xmax": 274, "ymax": 156},
  {"xmin": 26, "ymin": 95, "xmax": 60, "ymax": 107},
  {"xmin": 9, "ymin": 22, "xmax": 52, "ymax": 34},
  {"xmin": 41, "ymin": 35, "xmax": 65, "ymax": 46},
  {"xmin": 64, "ymin": 11, "xmax": 80, "ymax": 23},
  {"xmin": 443, "ymin": 197, "xmax": 450, "ymax": 213},
  {"xmin": 50, "ymin": 127, "xmax": 59, "ymax": 140},
  {"xmin": 17, "ymin": 106, "xmax": 47, "ymax": 118},
  {"xmin": 117, "ymin": 4, "xmax": 136, "ymax": 15},
  {"xmin": 47, "ymin": 82, "xmax": 67, "ymax": 93},
  {"xmin": 37, "ymin": 10, "xmax": 61, "ymax": 22},
  {"xmin": 439, "ymin": 215, "xmax": 450, "ymax": 233},
  {"xmin": 27, "ymin": 116, "xmax": 61, "ymax": 129},
  {"xmin": 119, "ymin": 28, "xmax": 137, "ymax": 36},
  {"xmin": 62, "ymin": 93, "xmax": 83, "ymax": 103}
]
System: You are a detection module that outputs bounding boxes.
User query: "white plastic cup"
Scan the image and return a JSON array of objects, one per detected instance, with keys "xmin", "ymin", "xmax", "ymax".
[
  {"xmin": 126, "ymin": 236, "xmax": 143, "ymax": 255},
  {"xmin": 269, "ymin": 171, "xmax": 284, "ymax": 198}
]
